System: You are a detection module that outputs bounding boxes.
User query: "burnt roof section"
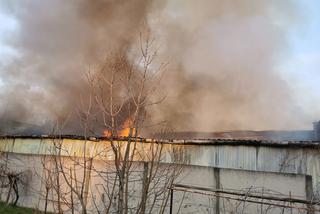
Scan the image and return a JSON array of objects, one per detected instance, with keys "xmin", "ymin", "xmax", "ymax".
[
  {"xmin": 152, "ymin": 130, "xmax": 314, "ymax": 141},
  {"xmin": 0, "ymin": 134, "xmax": 320, "ymax": 148},
  {"xmin": 155, "ymin": 138, "xmax": 320, "ymax": 148},
  {"xmin": 0, "ymin": 134, "xmax": 126, "ymax": 141}
]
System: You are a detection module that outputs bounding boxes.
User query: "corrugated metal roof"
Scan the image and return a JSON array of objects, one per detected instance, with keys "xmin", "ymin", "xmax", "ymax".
[{"xmin": 0, "ymin": 135, "xmax": 320, "ymax": 148}]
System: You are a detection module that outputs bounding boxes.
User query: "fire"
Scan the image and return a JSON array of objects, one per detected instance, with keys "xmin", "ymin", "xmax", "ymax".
[
  {"xmin": 103, "ymin": 130, "xmax": 112, "ymax": 137},
  {"xmin": 103, "ymin": 117, "xmax": 135, "ymax": 137}
]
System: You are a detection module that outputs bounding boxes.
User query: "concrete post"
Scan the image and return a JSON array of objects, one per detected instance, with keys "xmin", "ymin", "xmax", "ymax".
[
  {"xmin": 305, "ymin": 175, "xmax": 314, "ymax": 214},
  {"xmin": 83, "ymin": 158, "xmax": 93, "ymax": 208},
  {"xmin": 214, "ymin": 168, "xmax": 220, "ymax": 214}
]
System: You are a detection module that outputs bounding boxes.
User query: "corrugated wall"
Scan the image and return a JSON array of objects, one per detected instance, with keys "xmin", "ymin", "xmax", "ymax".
[{"xmin": 0, "ymin": 137, "xmax": 320, "ymax": 194}]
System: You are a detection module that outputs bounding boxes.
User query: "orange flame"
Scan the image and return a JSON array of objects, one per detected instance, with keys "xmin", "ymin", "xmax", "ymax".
[
  {"xmin": 103, "ymin": 117, "xmax": 135, "ymax": 137},
  {"xmin": 103, "ymin": 130, "xmax": 112, "ymax": 137}
]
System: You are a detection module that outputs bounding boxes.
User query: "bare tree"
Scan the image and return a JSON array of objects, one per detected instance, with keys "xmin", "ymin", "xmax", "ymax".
[
  {"xmin": 82, "ymin": 29, "xmax": 181, "ymax": 214},
  {"xmin": 34, "ymin": 30, "xmax": 181, "ymax": 214},
  {"xmin": 0, "ymin": 142, "xmax": 28, "ymax": 207}
]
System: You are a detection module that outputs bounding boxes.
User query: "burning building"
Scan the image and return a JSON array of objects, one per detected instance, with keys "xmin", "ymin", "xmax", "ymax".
[
  {"xmin": 0, "ymin": 133, "xmax": 319, "ymax": 213},
  {"xmin": 0, "ymin": 0, "xmax": 320, "ymax": 213}
]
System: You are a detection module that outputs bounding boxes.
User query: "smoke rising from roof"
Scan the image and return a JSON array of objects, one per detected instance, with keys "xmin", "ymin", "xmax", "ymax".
[
  {"xmin": 0, "ymin": 0, "xmax": 308, "ymax": 134},
  {"xmin": 0, "ymin": 0, "xmax": 151, "ymax": 134},
  {"xmin": 149, "ymin": 0, "xmax": 306, "ymax": 132}
]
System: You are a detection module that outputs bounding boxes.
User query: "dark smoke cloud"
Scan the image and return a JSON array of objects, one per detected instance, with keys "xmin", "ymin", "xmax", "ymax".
[
  {"xmin": 0, "ymin": 0, "xmax": 308, "ymax": 135},
  {"xmin": 0, "ymin": 0, "xmax": 150, "ymax": 134}
]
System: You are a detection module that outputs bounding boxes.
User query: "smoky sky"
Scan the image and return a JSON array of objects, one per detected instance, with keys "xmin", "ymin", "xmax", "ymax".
[{"xmin": 0, "ymin": 0, "xmax": 309, "ymax": 134}]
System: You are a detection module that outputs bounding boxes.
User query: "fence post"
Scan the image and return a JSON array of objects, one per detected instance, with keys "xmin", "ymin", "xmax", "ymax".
[
  {"xmin": 214, "ymin": 168, "xmax": 220, "ymax": 214},
  {"xmin": 170, "ymin": 187, "xmax": 174, "ymax": 214},
  {"xmin": 305, "ymin": 175, "xmax": 314, "ymax": 214}
]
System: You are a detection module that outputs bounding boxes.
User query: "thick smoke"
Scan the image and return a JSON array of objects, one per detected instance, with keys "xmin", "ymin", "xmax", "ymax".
[
  {"xmin": 148, "ymin": 0, "xmax": 305, "ymax": 132},
  {"xmin": 0, "ymin": 0, "xmax": 151, "ymax": 134},
  {"xmin": 0, "ymin": 0, "xmax": 307, "ymax": 135}
]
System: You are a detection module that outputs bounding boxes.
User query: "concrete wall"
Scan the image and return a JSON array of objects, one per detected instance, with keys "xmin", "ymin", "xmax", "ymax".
[
  {"xmin": 0, "ymin": 152, "xmax": 316, "ymax": 214},
  {"xmin": 174, "ymin": 165, "xmax": 314, "ymax": 214}
]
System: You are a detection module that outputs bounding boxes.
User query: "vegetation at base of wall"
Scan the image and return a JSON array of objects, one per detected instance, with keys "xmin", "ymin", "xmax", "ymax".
[{"xmin": 0, "ymin": 202, "xmax": 37, "ymax": 214}]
